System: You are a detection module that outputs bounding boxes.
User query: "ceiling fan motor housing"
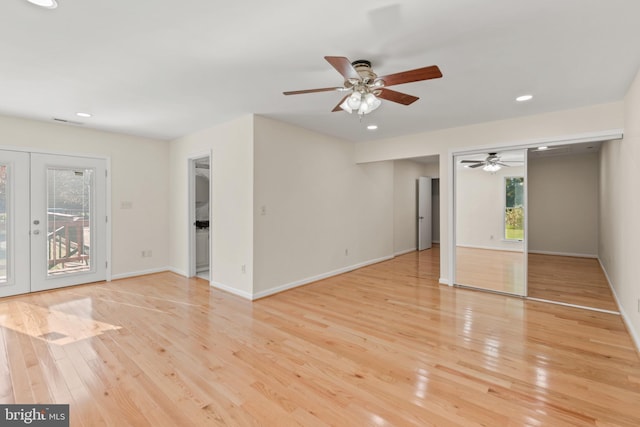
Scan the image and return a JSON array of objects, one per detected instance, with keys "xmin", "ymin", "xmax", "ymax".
[{"xmin": 351, "ymin": 59, "xmax": 378, "ymax": 84}]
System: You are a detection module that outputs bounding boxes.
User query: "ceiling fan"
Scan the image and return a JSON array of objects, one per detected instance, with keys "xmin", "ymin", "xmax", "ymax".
[
  {"xmin": 460, "ymin": 153, "xmax": 523, "ymax": 172},
  {"xmin": 283, "ymin": 56, "xmax": 442, "ymax": 115}
]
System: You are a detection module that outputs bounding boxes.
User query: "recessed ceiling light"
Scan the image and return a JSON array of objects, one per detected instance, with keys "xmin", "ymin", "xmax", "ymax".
[
  {"xmin": 367, "ymin": 125, "xmax": 378, "ymax": 130},
  {"xmin": 76, "ymin": 112, "xmax": 92, "ymax": 118},
  {"xmin": 516, "ymin": 94, "xmax": 533, "ymax": 102},
  {"xmin": 26, "ymin": 0, "xmax": 58, "ymax": 9},
  {"xmin": 538, "ymin": 146, "xmax": 548, "ymax": 150}
]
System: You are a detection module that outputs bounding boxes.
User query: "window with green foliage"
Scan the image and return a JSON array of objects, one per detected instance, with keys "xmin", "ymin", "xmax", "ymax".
[{"xmin": 505, "ymin": 177, "xmax": 524, "ymax": 240}]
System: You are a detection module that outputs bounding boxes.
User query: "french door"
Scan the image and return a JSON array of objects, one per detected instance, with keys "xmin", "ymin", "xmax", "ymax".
[{"xmin": 0, "ymin": 150, "xmax": 107, "ymax": 297}]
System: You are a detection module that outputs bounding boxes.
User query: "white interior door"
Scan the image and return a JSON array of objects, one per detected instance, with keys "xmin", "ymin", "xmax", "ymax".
[
  {"xmin": 0, "ymin": 151, "xmax": 30, "ymax": 297},
  {"xmin": 30, "ymin": 154, "xmax": 107, "ymax": 292},
  {"xmin": 418, "ymin": 176, "xmax": 432, "ymax": 250}
]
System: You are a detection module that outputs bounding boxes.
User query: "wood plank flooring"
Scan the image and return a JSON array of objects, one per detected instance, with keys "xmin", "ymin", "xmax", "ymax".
[
  {"xmin": 456, "ymin": 247, "xmax": 526, "ymax": 295},
  {"xmin": 527, "ymin": 253, "xmax": 618, "ymax": 311},
  {"xmin": 0, "ymin": 248, "xmax": 639, "ymax": 426},
  {"xmin": 456, "ymin": 246, "xmax": 617, "ymax": 311}
]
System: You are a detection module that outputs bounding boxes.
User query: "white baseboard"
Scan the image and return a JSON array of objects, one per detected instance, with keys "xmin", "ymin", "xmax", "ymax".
[
  {"xmin": 598, "ymin": 258, "xmax": 640, "ymax": 354},
  {"xmin": 529, "ymin": 250, "xmax": 597, "ymax": 259},
  {"xmin": 252, "ymin": 255, "xmax": 394, "ymax": 300},
  {"xmin": 394, "ymin": 248, "xmax": 417, "ymax": 256},
  {"xmin": 167, "ymin": 266, "xmax": 188, "ymax": 277},
  {"xmin": 439, "ymin": 277, "xmax": 450, "ymax": 286},
  {"xmin": 111, "ymin": 267, "xmax": 172, "ymax": 280},
  {"xmin": 210, "ymin": 281, "xmax": 253, "ymax": 300}
]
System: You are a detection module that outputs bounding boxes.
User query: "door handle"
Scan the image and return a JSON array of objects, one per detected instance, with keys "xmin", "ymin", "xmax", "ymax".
[
  {"xmin": 33, "ymin": 230, "xmax": 40, "ymax": 235},
  {"xmin": 419, "ymin": 216, "xmax": 424, "ymax": 220}
]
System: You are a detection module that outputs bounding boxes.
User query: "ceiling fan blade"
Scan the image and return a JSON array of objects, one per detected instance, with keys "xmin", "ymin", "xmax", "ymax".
[
  {"xmin": 325, "ymin": 56, "xmax": 360, "ymax": 81},
  {"xmin": 377, "ymin": 65, "xmax": 443, "ymax": 87},
  {"xmin": 377, "ymin": 88, "xmax": 419, "ymax": 105},
  {"xmin": 332, "ymin": 95, "xmax": 349, "ymax": 112},
  {"xmin": 283, "ymin": 87, "xmax": 343, "ymax": 95},
  {"xmin": 460, "ymin": 160, "xmax": 483, "ymax": 164},
  {"xmin": 468, "ymin": 163, "xmax": 485, "ymax": 168}
]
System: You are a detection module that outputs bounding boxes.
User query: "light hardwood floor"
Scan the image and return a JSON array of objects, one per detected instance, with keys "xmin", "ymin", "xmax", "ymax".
[
  {"xmin": 456, "ymin": 247, "xmax": 525, "ymax": 295},
  {"xmin": 456, "ymin": 246, "xmax": 617, "ymax": 311},
  {"xmin": 527, "ymin": 253, "xmax": 618, "ymax": 311},
  {"xmin": 1, "ymin": 248, "xmax": 639, "ymax": 426}
]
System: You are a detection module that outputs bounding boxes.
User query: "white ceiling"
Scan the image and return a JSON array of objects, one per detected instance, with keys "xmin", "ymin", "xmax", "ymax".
[{"xmin": 2, "ymin": 0, "xmax": 640, "ymax": 142}]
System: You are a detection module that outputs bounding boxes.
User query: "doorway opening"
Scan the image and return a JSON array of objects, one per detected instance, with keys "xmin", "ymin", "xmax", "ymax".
[{"xmin": 189, "ymin": 155, "xmax": 210, "ymax": 280}]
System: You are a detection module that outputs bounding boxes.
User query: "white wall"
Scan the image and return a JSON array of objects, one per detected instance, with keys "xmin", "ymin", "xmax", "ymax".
[
  {"xmin": 456, "ymin": 164, "xmax": 525, "ymax": 251},
  {"xmin": 393, "ymin": 160, "xmax": 424, "ymax": 254},
  {"xmin": 354, "ymin": 102, "xmax": 624, "ymax": 283},
  {"xmin": 528, "ymin": 152, "xmax": 599, "ymax": 257},
  {"xmin": 252, "ymin": 116, "xmax": 394, "ymax": 297},
  {"xmin": 0, "ymin": 114, "xmax": 170, "ymax": 278},
  {"xmin": 599, "ymin": 69, "xmax": 640, "ymax": 350},
  {"xmin": 169, "ymin": 115, "xmax": 254, "ymax": 298}
]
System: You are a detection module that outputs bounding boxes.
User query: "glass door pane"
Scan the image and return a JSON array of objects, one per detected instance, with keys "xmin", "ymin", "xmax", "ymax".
[
  {"xmin": 454, "ymin": 149, "xmax": 527, "ymax": 296},
  {"xmin": 0, "ymin": 151, "xmax": 30, "ymax": 297},
  {"xmin": 46, "ymin": 168, "xmax": 94, "ymax": 276}
]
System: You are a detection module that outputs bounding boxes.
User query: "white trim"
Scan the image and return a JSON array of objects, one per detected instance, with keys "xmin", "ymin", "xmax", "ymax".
[
  {"xmin": 394, "ymin": 248, "xmax": 417, "ymax": 256},
  {"xmin": 526, "ymin": 297, "xmax": 620, "ymax": 315},
  {"xmin": 449, "ymin": 129, "xmax": 623, "ymax": 158},
  {"xmin": 210, "ymin": 281, "xmax": 253, "ymax": 300},
  {"xmin": 167, "ymin": 266, "xmax": 188, "ymax": 277},
  {"xmin": 448, "ymin": 150, "xmax": 456, "ymax": 288},
  {"xmin": 251, "ymin": 255, "xmax": 394, "ymax": 300},
  {"xmin": 598, "ymin": 259, "xmax": 640, "ymax": 353},
  {"xmin": 187, "ymin": 152, "xmax": 212, "ymax": 279},
  {"xmin": 439, "ymin": 277, "xmax": 450, "ymax": 285},
  {"xmin": 529, "ymin": 250, "xmax": 597, "ymax": 259},
  {"xmin": 456, "ymin": 243, "xmax": 523, "ymax": 253},
  {"xmin": 111, "ymin": 267, "xmax": 172, "ymax": 280},
  {"xmin": 105, "ymin": 157, "xmax": 112, "ymax": 282}
]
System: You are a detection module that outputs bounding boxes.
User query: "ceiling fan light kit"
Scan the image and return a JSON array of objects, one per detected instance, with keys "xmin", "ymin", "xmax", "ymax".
[
  {"xmin": 461, "ymin": 152, "xmax": 523, "ymax": 173},
  {"xmin": 284, "ymin": 56, "xmax": 442, "ymax": 117}
]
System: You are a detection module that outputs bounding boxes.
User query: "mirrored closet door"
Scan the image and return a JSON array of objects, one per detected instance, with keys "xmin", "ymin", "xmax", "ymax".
[{"xmin": 454, "ymin": 148, "xmax": 527, "ymax": 296}]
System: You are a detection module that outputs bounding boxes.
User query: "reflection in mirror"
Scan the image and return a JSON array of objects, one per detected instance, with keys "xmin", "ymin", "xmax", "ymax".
[{"xmin": 454, "ymin": 149, "xmax": 527, "ymax": 296}]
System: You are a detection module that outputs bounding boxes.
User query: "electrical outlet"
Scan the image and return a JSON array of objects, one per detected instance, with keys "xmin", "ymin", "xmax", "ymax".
[
  {"xmin": 141, "ymin": 250, "xmax": 152, "ymax": 258},
  {"xmin": 241, "ymin": 264, "xmax": 246, "ymax": 274},
  {"xmin": 345, "ymin": 248, "xmax": 349, "ymax": 256},
  {"xmin": 637, "ymin": 298, "xmax": 640, "ymax": 313}
]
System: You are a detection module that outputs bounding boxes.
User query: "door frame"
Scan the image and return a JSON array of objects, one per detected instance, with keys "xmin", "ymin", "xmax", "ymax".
[
  {"xmin": 187, "ymin": 151, "xmax": 212, "ymax": 279},
  {"xmin": 0, "ymin": 145, "xmax": 111, "ymax": 293}
]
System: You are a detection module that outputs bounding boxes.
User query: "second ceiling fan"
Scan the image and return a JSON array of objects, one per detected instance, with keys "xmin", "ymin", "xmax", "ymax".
[{"xmin": 283, "ymin": 56, "xmax": 443, "ymax": 115}]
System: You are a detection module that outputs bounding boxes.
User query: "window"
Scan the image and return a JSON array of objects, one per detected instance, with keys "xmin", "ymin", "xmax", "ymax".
[{"xmin": 504, "ymin": 176, "xmax": 524, "ymax": 240}]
